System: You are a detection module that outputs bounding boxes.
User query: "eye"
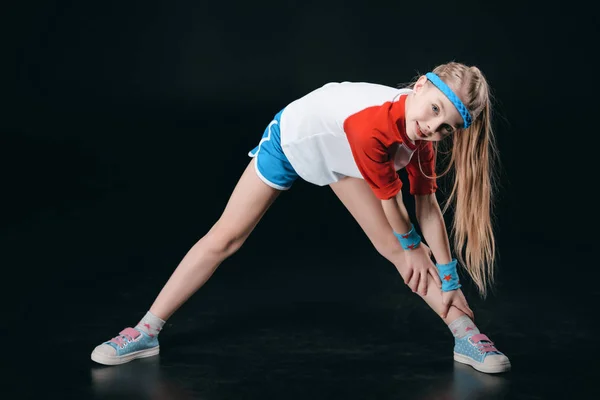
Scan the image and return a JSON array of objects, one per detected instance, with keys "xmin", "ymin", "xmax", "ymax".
[
  {"xmin": 431, "ymin": 104, "xmax": 440, "ymax": 114},
  {"xmin": 443, "ymin": 124, "xmax": 454, "ymax": 134}
]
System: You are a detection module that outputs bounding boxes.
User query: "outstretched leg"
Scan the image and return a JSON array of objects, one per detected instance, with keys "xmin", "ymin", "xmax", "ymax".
[
  {"xmin": 330, "ymin": 177, "xmax": 464, "ymax": 322},
  {"xmin": 150, "ymin": 159, "xmax": 281, "ymax": 320},
  {"xmin": 91, "ymin": 159, "xmax": 281, "ymax": 365},
  {"xmin": 330, "ymin": 177, "xmax": 510, "ymax": 373}
]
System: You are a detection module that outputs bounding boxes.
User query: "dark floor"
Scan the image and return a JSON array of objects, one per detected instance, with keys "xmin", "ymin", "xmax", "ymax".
[
  {"xmin": 4, "ymin": 175, "xmax": 599, "ymax": 400},
  {"xmin": 8, "ymin": 265, "xmax": 600, "ymax": 398},
  {"xmin": 8, "ymin": 275, "xmax": 600, "ymax": 399}
]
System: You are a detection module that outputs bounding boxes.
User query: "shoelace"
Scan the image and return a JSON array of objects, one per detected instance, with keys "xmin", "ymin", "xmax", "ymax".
[
  {"xmin": 109, "ymin": 328, "xmax": 141, "ymax": 348},
  {"xmin": 469, "ymin": 334, "xmax": 499, "ymax": 354},
  {"xmin": 110, "ymin": 334, "xmax": 133, "ymax": 348}
]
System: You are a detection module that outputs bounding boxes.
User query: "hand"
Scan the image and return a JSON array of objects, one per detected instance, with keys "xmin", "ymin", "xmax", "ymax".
[
  {"xmin": 441, "ymin": 289, "xmax": 474, "ymax": 320},
  {"xmin": 403, "ymin": 242, "xmax": 443, "ymax": 296}
]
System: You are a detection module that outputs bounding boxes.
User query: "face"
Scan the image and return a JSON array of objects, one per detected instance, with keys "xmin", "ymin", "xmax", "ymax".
[{"xmin": 405, "ymin": 75, "xmax": 466, "ymax": 142}]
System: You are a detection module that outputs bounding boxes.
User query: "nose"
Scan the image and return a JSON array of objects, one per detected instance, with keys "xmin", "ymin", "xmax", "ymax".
[{"xmin": 427, "ymin": 117, "xmax": 444, "ymax": 134}]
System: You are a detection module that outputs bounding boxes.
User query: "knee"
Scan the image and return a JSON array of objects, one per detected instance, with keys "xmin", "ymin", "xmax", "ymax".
[
  {"xmin": 373, "ymin": 236, "xmax": 408, "ymax": 274},
  {"xmin": 202, "ymin": 229, "xmax": 246, "ymax": 258},
  {"xmin": 373, "ymin": 236, "xmax": 404, "ymax": 263}
]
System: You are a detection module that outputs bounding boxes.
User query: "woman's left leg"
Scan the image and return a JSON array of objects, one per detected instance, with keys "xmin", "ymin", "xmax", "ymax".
[
  {"xmin": 329, "ymin": 177, "xmax": 464, "ymax": 323},
  {"xmin": 330, "ymin": 177, "xmax": 511, "ymax": 374}
]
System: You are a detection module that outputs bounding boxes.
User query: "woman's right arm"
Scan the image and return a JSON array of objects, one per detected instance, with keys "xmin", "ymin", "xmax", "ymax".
[
  {"xmin": 382, "ymin": 190, "xmax": 442, "ymax": 296},
  {"xmin": 343, "ymin": 128, "xmax": 442, "ymax": 295}
]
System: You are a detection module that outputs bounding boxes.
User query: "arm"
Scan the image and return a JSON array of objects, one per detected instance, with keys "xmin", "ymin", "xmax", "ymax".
[
  {"xmin": 381, "ymin": 190, "xmax": 412, "ymax": 235},
  {"xmin": 382, "ymin": 190, "xmax": 443, "ymax": 295},
  {"xmin": 416, "ymin": 193, "xmax": 473, "ymax": 319},
  {"xmin": 342, "ymin": 123, "xmax": 440, "ymax": 294},
  {"xmin": 415, "ymin": 193, "xmax": 452, "ymax": 265}
]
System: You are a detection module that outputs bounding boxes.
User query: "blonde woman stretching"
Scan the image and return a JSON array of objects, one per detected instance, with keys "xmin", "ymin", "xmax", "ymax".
[{"xmin": 91, "ymin": 61, "xmax": 511, "ymax": 374}]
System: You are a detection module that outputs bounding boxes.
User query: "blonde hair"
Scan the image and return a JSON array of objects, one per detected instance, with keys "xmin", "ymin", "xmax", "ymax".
[{"xmin": 414, "ymin": 62, "xmax": 500, "ymax": 298}]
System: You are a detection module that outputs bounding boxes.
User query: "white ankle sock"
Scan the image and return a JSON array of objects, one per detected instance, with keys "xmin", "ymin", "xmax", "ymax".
[
  {"xmin": 135, "ymin": 311, "xmax": 165, "ymax": 337},
  {"xmin": 448, "ymin": 315, "xmax": 480, "ymax": 338}
]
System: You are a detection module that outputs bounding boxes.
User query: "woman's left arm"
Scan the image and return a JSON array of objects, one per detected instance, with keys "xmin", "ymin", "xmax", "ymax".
[
  {"xmin": 415, "ymin": 193, "xmax": 474, "ymax": 319},
  {"xmin": 415, "ymin": 193, "xmax": 452, "ymax": 265}
]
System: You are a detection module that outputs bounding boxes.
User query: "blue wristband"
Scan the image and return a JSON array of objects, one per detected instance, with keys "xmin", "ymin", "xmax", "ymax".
[
  {"xmin": 393, "ymin": 224, "xmax": 421, "ymax": 250},
  {"xmin": 436, "ymin": 259, "xmax": 461, "ymax": 292}
]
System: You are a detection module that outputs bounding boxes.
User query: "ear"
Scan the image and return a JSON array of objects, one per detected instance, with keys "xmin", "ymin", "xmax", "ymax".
[{"xmin": 413, "ymin": 75, "xmax": 428, "ymax": 93}]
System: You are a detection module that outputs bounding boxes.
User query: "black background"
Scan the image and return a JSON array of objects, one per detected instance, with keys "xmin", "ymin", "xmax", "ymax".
[{"xmin": 3, "ymin": 1, "xmax": 599, "ymax": 398}]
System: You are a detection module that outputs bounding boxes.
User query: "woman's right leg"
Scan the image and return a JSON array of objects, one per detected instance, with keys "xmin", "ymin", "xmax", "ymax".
[
  {"xmin": 91, "ymin": 159, "xmax": 281, "ymax": 365},
  {"xmin": 150, "ymin": 159, "xmax": 281, "ymax": 321}
]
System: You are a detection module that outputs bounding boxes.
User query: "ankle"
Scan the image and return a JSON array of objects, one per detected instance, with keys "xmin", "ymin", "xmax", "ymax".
[
  {"xmin": 442, "ymin": 306, "xmax": 465, "ymax": 325},
  {"xmin": 448, "ymin": 315, "xmax": 480, "ymax": 338},
  {"xmin": 148, "ymin": 307, "xmax": 169, "ymax": 322},
  {"xmin": 135, "ymin": 311, "xmax": 166, "ymax": 337}
]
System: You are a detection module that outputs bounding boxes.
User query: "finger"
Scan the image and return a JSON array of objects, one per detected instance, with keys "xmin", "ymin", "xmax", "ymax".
[
  {"xmin": 408, "ymin": 271, "xmax": 419, "ymax": 292},
  {"xmin": 441, "ymin": 300, "xmax": 450, "ymax": 319},
  {"xmin": 466, "ymin": 305, "xmax": 475, "ymax": 320},
  {"xmin": 409, "ymin": 276, "xmax": 419, "ymax": 293},
  {"xmin": 430, "ymin": 268, "xmax": 442, "ymax": 288},
  {"xmin": 403, "ymin": 268, "xmax": 414, "ymax": 285},
  {"xmin": 440, "ymin": 293, "xmax": 448, "ymax": 318},
  {"xmin": 457, "ymin": 303, "xmax": 474, "ymax": 320},
  {"xmin": 418, "ymin": 271, "xmax": 427, "ymax": 296}
]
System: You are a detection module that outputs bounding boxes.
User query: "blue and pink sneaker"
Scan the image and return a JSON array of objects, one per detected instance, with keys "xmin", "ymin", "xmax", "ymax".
[
  {"xmin": 454, "ymin": 333, "xmax": 511, "ymax": 374},
  {"xmin": 91, "ymin": 327, "xmax": 160, "ymax": 365}
]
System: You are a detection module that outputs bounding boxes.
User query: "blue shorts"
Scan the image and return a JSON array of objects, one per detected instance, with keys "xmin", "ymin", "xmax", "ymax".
[{"xmin": 248, "ymin": 109, "xmax": 299, "ymax": 190}]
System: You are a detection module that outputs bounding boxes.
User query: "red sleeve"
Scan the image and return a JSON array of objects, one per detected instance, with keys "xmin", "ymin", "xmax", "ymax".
[
  {"xmin": 346, "ymin": 129, "xmax": 402, "ymax": 200},
  {"xmin": 344, "ymin": 101, "xmax": 410, "ymax": 200},
  {"xmin": 405, "ymin": 141, "xmax": 438, "ymax": 195}
]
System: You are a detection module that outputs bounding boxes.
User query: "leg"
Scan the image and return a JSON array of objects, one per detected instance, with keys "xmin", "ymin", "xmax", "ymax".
[
  {"xmin": 150, "ymin": 159, "xmax": 281, "ymax": 320},
  {"xmin": 330, "ymin": 177, "xmax": 510, "ymax": 373},
  {"xmin": 91, "ymin": 159, "xmax": 282, "ymax": 365},
  {"xmin": 330, "ymin": 177, "xmax": 464, "ymax": 323}
]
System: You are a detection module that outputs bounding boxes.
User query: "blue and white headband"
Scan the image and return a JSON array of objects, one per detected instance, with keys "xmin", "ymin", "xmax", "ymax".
[{"xmin": 425, "ymin": 72, "xmax": 472, "ymax": 128}]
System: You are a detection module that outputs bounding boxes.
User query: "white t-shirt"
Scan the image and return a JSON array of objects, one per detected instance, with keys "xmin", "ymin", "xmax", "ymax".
[{"xmin": 279, "ymin": 82, "xmax": 415, "ymax": 187}]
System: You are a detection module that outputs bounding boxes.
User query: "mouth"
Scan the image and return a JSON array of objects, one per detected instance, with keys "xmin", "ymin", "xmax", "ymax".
[{"xmin": 416, "ymin": 122, "xmax": 426, "ymax": 139}]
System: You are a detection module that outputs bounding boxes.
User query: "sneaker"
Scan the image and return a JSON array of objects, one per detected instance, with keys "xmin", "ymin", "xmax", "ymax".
[
  {"xmin": 453, "ymin": 333, "xmax": 511, "ymax": 374},
  {"xmin": 91, "ymin": 327, "xmax": 160, "ymax": 366}
]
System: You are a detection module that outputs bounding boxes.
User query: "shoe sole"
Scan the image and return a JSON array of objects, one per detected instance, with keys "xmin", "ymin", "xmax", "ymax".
[
  {"xmin": 91, "ymin": 346, "xmax": 160, "ymax": 366},
  {"xmin": 453, "ymin": 352, "xmax": 511, "ymax": 374}
]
